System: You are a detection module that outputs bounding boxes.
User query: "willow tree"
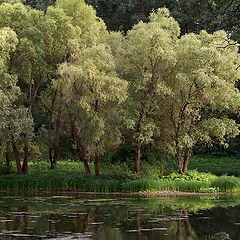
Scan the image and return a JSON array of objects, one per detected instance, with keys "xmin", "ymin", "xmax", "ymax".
[
  {"xmin": 0, "ymin": 1, "xmax": 77, "ymax": 172},
  {"xmin": 158, "ymin": 30, "xmax": 240, "ymax": 173},
  {"xmin": 0, "ymin": 27, "xmax": 33, "ymax": 174},
  {"xmin": 0, "ymin": 27, "xmax": 18, "ymax": 172},
  {"xmin": 121, "ymin": 8, "xmax": 179, "ymax": 173},
  {"xmin": 59, "ymin": 44, "xmax": 128, "ymax": 176},
  {"xmin": 51, "ymin": 0, "xmax": 127, "ymax": 175}
]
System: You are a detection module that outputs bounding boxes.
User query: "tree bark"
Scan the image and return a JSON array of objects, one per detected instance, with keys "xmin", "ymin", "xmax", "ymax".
[
  {"xmin": 94, "ymin": 154, "xmax": 100, "ymax": 176},
  {"xmin": 75, "ymin": 138, "xmax": 91, "ymax": 176},
  {"xmin": 135, "ymin": 211, "xmax": 141, "ymax": 240},
  {"xmin": 69, "ymin": 112, "xmax": 91, "ymax": 176},
  {"xmin": 49, "ymin": 149, "xmax": 55, "ymax": 169},
  {"xmin": 181, "ymin": 148, "xmax": 192, "ymax": 173},
  {"xmin": 22, "ymin": 142, "xmax": 29, "ymax": 174},
  {"xmin": 47, "ymin": 110, "xmax": 54, "ymax": 169},
  {"xmin": 175, "ymin": 138, "xmax": 183, "ymax": 174},
  {"xmin": 5, "ymin": 144, "xmax": 11, "ymax": 173},
  {"xmin": 135, "ymin": 142, "xmax": 141, "ymax": 173},
  {"xmin": 81, "ymin": 150, "xmax": 91, "ymax": 176},
  {"xmin": 52, "ymin": 109, "xmax": 62, "ymax": 169},
  {"xmin": 11, "ymin": 142, "xmax": 22, "ymax": 175},
  {"xmin": 177, "ymin": 150, "xmax": 183, "ymax": 174}
]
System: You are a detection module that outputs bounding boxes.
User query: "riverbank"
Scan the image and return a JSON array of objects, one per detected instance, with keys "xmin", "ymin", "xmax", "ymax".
[{"xmin": 1, "ymin": 161, "xmax": 240, "ymax": 194}]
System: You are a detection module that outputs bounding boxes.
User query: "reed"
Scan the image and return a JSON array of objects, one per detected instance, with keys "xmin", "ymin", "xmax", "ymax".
[{"xmin": 0, "ymin": 161, "xmax": 239, "ymax": 193}]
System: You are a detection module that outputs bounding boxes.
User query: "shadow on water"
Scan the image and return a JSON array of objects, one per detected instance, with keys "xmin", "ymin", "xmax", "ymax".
[{"xmin": 0, "ymin": 193, "xmax": 240, "ymax": 239}]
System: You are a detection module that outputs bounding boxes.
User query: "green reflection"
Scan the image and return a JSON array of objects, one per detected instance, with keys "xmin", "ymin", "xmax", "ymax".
[{"xmin": 0, "ymin": 194, "xmax": 239, "ymax": 240}]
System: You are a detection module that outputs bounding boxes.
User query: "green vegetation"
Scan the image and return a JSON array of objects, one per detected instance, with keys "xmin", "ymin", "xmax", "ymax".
[
  {"xmin": 189, "ymin": 156, "xmax": 240, "ymax": 176},
  {"xmin": 1, "ymin": 161, "xmax": 240, "ymax": 193},
  {"xmin": 0, "ymin": 0, "xmax": 240, "ymax": 194}
]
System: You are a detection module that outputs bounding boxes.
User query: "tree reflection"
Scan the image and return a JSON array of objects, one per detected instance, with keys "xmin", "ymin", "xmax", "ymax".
[{"xmin": 135, "ymin": 211, "xmax": 141, "ymax": 240}]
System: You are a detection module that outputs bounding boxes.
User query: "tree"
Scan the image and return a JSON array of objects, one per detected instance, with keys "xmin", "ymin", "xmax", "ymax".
[
  {"xmin": 157, "ymin": 30, "xmax": 240, "ymax": 173},
  {"xmin": 120, "ymin": 8, "xmax": 179, "ymax": 173},
  {"xmin": 58, "ymin": 43, "xmax": 127, "ymax": 175},
  {"xmin": 0, "ymin": 1, "xmax": 76, "ymax": 172},
  {"xmin": 0, "ymin": 27, "xmax": 33, "ymax": 175}
]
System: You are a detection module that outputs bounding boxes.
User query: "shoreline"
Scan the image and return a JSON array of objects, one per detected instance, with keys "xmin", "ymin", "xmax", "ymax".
[{"xmin": 23, "ymin": 190, "xmax": 229, "ymax": 196}]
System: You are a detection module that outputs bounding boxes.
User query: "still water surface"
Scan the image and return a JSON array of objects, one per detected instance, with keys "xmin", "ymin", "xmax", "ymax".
[{"xmin": 0, "ymin": 193, "xmax": 239, "ymax": 240}]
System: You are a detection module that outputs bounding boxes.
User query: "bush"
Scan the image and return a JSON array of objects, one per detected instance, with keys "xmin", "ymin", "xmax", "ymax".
[
  {"xmin": 102, "ymin": 162, "xmax": 139, "ymax": 181},
  {"xmin": 211, "ymin": 176, "xmax": 240, "ymax": 192},
  {"xmin": 163, "ymin": 170, "xmax": 217, "ymax": 182}
]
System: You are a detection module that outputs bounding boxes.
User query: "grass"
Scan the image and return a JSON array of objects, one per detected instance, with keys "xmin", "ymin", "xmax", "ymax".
[
  {"xmin": 1, "ymin": 160, "xmax": 240, "ymax": 193},
  {"xmin": 189, "ymin": 155, "xmax": 240, "ymax": 176}
]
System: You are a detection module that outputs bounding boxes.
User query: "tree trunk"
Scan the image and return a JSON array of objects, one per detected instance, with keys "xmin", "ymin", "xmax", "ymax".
[
  {"xmin": 135, "ymin": 142, "xmax": 141, "ymax": 173},
  {"xmin": 69, "ymin": 112, "xmax": 91, "ymax": 176},
  {"xmin": 76, "ymin": 141, "xmax": 91, "ymax": 176},
  {"xmin": 47, "ymin": 112, "xmax": 54, "ymax": 169},
  {"xmin": 177, "ymin": 150, "xmax": 183, "ymax": 174},
  {"xmin": 181, "ymin": 148, "xmax": 192, "ymax": 174},
  {"xmin": 52, "ymin": 148, "xmax": 59, "ymax": 169},
  {"xmin": 11, "ymin": 142, "xmax": 22, "ymax": 175},
  {"xmin": 81, "ymin": 150, "xmax": 91, "ymax": 176},
  {"xmin": 5, "ymin": 145, "xmax": 11, "ymax": 174},
  {"xmin": 49, "ymin": 148, "xmax": 54, "ymax": 169},
  {"xmin": 52, "ymin": 109, "xmax": 62, "ymax": 169},
  {"xmin": 94, "ymin": 154, "xmax": 100, "ymax": 176},
  {"xmin": 175, "ymin": 137, "xmax": 183, "ymax": 174},
  {"xmin": 22, "ymin": 142, "xmax": 29, "ymax": 174},
  {"xmin": 135, "ymin": 211, "xmax": 141, "ymax": 240},
  {"xmin": 93, "ymin": 100, "xmax": 100, "ymax": 176}
]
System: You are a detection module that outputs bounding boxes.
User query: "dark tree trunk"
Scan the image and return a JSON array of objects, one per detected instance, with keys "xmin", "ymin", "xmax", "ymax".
[
  {"xmin": 5, "ymin": 144, "xmax": 11, "ymax": 173},
  {"xmin": 69, "ymin": 112, "xmax": 91, "ymax": 176},
  {"xmin": 135, "ymin": 142, "xmax": 141, "ymax": 173},
  {"xmin": 76, "ymin": 140, "xmax": 91, "ymax": 176},
  {"xmin": 11, "ymin": 142, "xmax": 22, "ymax": 175},
  {"xmin": 177, "ymin": 150, "xmax": 183, "ymax": 174},
  {"xmin": 22, "ymin": 142, "xmax": 29, "ymax": 174},
  {"xmin": 94, "ymin": 154, "xmax": 100, "ymax": 176},
  {"xmin": 52, "ymin": 109, "xmax": 62, "ymax": 169},
  {"xmin": 49, "ymin": 148, "xmax": 54, "ymax": 169},
  {"xmin": 181, "ymin": 148, "xmax": 192, "ymax": 173},
  {"xmin": 175, "ymin": 137, "xmax": 183, "ymax": 174},
  {"xmin": 51, "ymin": 150, "xmax": 58, "ymax": 169},
  {"xmin": 93, "ymin": 100, "xmax": 100, "ymax": 176},
  {"xmin": 135, "ymin": 211, "xmax": 141, "ymax": 240},
  {"xmin": 47, "ymin": 112, "xmax": 54, "ymax": 169},
  {"xmin": 81, "ymin": 150, "xmax": 91, "ymax": 176}
]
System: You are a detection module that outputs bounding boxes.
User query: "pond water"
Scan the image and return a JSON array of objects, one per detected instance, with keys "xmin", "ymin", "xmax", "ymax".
[{"xmin": 0, "ymin": 193, "xmax": 239, "ymax": 240}]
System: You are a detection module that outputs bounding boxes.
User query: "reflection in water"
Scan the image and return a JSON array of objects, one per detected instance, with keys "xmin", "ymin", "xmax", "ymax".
[
  {"xmin": 135, "ymin": 211, "xmax": 141, "ymax": 240},
  {"xmin": 0, "ymin": 195, "xmax": 239, "ymax": 240}
]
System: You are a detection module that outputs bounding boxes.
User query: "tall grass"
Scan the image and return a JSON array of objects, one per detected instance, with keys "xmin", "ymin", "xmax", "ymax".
[
  {"xmin": 211, "ymin": 176, "xmax": 240, "ymax": 192},
  {"xmin": 189, "ymin": 155, "xmax": 240, "ymax": 176},
  {"xmin": 1, "ymin": 161, "xmax": 240, "ymax": 193}
]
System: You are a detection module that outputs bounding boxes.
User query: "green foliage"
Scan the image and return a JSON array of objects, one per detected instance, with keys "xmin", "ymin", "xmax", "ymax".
[
  {"xmin": 0, "ymin": 161, "xmax": 239, "ymax": 193},
  {"xmin": 163, "ymin": 170, "xmax": 217, "ymax": 182},
  {"xmin": 189, "ymin": 155, "xmax": 240, "ymax": 176},
  {"xmin": 211, "ymin": 176, "xmax": 240, "ymax": 192},
  {"xmin": 0, "ymin": 0, "xmax": 240, "ymax": 178},
  {"xmin": 103, "ymin": 162, "xmax": 138, "ymax": 181}
]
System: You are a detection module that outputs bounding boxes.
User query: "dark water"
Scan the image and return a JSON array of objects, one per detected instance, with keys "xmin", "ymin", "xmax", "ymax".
[{"xmin": 0, "ymin": 194, "xmax": 240, "ymax": 240}]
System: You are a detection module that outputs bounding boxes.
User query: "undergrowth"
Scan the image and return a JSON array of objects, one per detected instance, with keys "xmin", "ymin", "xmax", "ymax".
[{"xmin": 0, "ymin": 161, "xmax": 240, "ymax": 193}]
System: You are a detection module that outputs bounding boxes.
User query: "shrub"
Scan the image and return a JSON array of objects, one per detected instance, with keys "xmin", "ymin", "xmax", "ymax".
[
  {"xmin": 211, "ymin": 176, "xmax": 240, "ymax": 192},
  {"xmin": 163, "ymin": 170, "xmax": 217, "ymax": 182},
  {"xmin": 103, "ymin": 162, "xmax": 139, "ymax": 181}
]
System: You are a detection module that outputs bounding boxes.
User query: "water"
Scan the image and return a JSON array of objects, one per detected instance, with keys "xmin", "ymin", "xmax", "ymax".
[{"xmin": 0, "ymin": 193, "xmax": 239, "ymax": 240}]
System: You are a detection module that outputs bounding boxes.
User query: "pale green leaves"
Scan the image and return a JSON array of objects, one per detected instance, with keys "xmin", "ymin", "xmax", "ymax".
[
  {"xmin": 55, "ymin": 0, "xmax": 107, "ymax": 48},
  {"xmin": 195, "ymin": 118, "xmax": 239, "ymax": 147},
  {"xmin": 0, "ymin": 27, "xmax": 18, "ymax": 71},
  {"xmin": 149, "ymin": 8, "xmax": 180, "ymax": 38}
]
